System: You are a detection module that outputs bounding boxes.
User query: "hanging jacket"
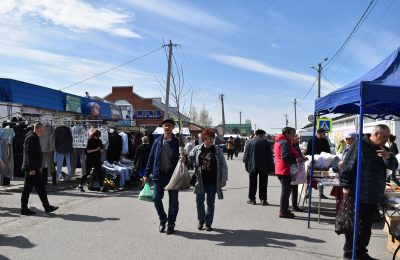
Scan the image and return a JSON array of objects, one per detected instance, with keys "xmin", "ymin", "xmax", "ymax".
[
  {"xmin": 274, "ymin": 134, "xmax": 299, "ymax": 176},
  {"xmin": 54, "ymin": 126, "xmax": 73, "ymax": 154},
  {"xmin": 134, "ymin": 143, "xmax": 151, "ymax": 170}
]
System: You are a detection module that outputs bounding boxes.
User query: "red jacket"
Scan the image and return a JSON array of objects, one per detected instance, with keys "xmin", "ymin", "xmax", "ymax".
[{"xmin": 274, "ymin": 134, "xmax": 299, "ymax": 176}]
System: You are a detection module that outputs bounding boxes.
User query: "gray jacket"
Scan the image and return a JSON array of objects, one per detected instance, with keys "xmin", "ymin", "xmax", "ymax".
[{"xmin": 189, "ymin": 144, "xmax": 228, "ymax": 199}]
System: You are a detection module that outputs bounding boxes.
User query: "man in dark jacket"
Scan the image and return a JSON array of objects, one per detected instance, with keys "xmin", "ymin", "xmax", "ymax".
[
  {"xmin": 20, "ymin": 122, "xmax": 58, "ymax": 216},
  {"xmin": 340, "ymin": 124, "xmax": 397, "ymax": 259},
  {"xmin": 306, "ymin": 128, "xmax": 331, "ymax": 155},
  {"xmin": 144, "ymin": 118, "xmax": 180, "ymax": 235},
  {"xmin": 243, "ymin": 129, "xmax": 274, "ymax": 206}
]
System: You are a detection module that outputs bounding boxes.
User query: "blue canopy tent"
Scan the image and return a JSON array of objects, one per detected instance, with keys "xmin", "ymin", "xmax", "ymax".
[{"xmin": 307, "ymin": 47, "xmax": 400, "ymax": 259}]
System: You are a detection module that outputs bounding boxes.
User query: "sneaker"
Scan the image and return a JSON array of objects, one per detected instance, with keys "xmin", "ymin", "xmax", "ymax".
[
  {"xmin": 78, "ymin": 185, "xmax": 85, "ymax": 192},
  {"xmin": 45, "ymin": 205, "xmax": 59, "ymax": 213},
  {"xmin": 279, "ymin": 210, "xmax": 295, "ymax": 218},
  {"xmin": 261, "ymin": 200, "xmax": 269, "ymax": 206},
  {"xmin": 197, "ymin": 221, "xmax": 205, "ymax": 230},
  {"xmin": 205, "ymin": 225, "xmax": 212, "ymax": 232},
  {"xmin": 159, "ymin": 220, "xmax": 167, "ymax": 233},
  {"xmin": 247, "ymin": 199, "xmax": 256, "ymax": 205},
  {"xmin": 293, "ymin": 206, "xmax": 303, "ymax": 212},
  {"xmin": 21, "ymin": 208, "xmax": 36, "ymax": 216},
  {"xmin": 166, "ymin": 225, "xmax": 175, "ymax": 235}
]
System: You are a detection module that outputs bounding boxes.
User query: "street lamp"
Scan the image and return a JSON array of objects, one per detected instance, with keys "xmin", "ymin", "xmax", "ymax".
[{"xmin": 310, "ymin": 57, "xmax": 328, "ymax": 98}]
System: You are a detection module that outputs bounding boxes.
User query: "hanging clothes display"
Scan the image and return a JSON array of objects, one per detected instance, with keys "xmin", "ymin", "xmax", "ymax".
[
  {"xmin": 107, "ymin": 131, "xmax": 122, "ymax": 163},
  {"xmin": 0, "ymin": 128, "xmax": 15, "ymax": 185},
  {"xmin": 71, "ymin": 125, "xmax": 88, "ymax": 177},
  {"xmin": 40, "ymin": 124, "xmax": 55, "ymax": 174},
  {"xmin": 53, "ymin": 126, "xmax": 73, "ymax": 179},
  {"xmin": 120, "ymin": 131, "xmax": 129, "ymax": 155},
  {"xmin": 4, "ymin": 120, "xmax": 25, "ymax": 178}
]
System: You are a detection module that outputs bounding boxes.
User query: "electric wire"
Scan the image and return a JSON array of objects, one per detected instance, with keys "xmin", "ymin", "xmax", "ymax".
[
  {"xmin": 324, "ymin": 0, "xmax": 377, "ymax": 71},
  {"xmin": 301, "ymin": 77, "xmax": 318, "ymax": 100},
  {"xmin": 327, "ymin": 0, "xmax": 393, "ymax": 80},
  {"xmin": 321, "ymin": 72, "xmax": 338, "ymax": 89},
  {"xmin": 60, "ymin": 46, "xmax": 163, "ymax": 91}
]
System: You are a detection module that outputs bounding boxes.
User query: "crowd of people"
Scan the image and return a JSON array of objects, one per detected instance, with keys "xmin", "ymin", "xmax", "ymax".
[{"xmin": 19, "ymin": 118, "xmax": 400, "ymax": 259}]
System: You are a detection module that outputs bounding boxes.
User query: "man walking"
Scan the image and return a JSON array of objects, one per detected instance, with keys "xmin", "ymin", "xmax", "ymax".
[
  {"xmin": 243, "ymin": 129, "xmax": 274, "ymax": 206},
  {"xmin": 144, "ymin": 118, "xmax": 180, "ymax": 235},
  {"xmin": 340, "ymin": 125, "xmax": 397, "ymax": 259},
  {"xmin": 21, "ymin": 122, "xmax": 59, "ymax": 215}
]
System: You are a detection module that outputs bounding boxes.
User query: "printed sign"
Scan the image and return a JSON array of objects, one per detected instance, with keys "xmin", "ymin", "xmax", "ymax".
[
  {"xmin": 317, "ymin": 118, "xmax": 332, "ymax": 133},
  {"xmin": 66, "ymin": 96, "xmax": 82, "ymax": 113},
  {"xmin": 71, "ymin": 126, "xmax": 88, "ymax": 148},
  {"xmin": 136, "ymin": 110, "xmax": 162, "ymax": 118},
  {"xmin": 308, "ymin": 115, "xmax": 315, "ymax": 123}
]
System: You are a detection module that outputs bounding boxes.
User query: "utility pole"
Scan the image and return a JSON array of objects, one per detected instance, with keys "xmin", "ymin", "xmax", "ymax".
[
  {"xmin": 239, "ymin": 111, "xmax": 242, "ymax": 134},
  {"xmin": 163, "ymin": 40, "xmax": 178, "ymax": 119},
  {"xmin": 284, "ymin": 114, "xmax": 288, "ymax": 127},
  {"xmin": 293, "ymin": 98, "xmax": 297, "ymax": 129},
  {"xmin": 311, "ymin": 57, "xmax": 328, "ymax": 98},
  {"xmin": 220, "ymin": 93, "xmax": 226, "ymax": 135}
]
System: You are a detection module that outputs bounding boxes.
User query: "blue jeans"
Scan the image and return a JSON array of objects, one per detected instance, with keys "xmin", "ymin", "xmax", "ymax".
[
  {"xmin": 152, "ymin": 171, "xmax": 179, "ymax": 226},
  {"xmin": 196, "ymin": 185, "xmax": 217, "ymax": 226},
  {"xmin": 55, "ymin": 152, "xmax": 71, "ymax": 178}
]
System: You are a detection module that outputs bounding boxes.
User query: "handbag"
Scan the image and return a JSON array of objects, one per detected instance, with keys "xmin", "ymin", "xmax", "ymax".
[
  {"xmin": 335, "ymin": 194, "xmax": 356, "ymax": 235},
  {"xmin": 290, "ymin": 164, "xmax": 298, "ymax": 177},
  {"xmin": 291, "ymin": 162, "xmax": 307, "ymax": 185}
]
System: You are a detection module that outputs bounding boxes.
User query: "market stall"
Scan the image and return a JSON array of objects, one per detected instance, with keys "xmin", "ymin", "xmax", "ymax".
[{"xmin": 308, "ymin": 47, "xmax": 400, "ymax": 259}]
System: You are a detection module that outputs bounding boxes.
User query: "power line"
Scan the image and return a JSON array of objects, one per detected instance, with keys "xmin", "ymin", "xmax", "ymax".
[
  {"xmin": 327, "ymin": 0, "xmax": 393, "ymax": 80},
  {"xmin": 321, "ymin": 72, "xmax": 338, "ymax": 89},
  {"xmin": 301, "ymin": 77, "xmax": 318, "ymax": 100},
  {"xmin": 324, "ymin": 0, "xmax": 377, "ymax": 71},
  {"xmin": 60, "ymin": 46, "xmax": 163, "ymax": 91}
]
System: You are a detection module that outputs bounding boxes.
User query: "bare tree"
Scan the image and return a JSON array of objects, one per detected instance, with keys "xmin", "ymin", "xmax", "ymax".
[{"xmin": 199, "ymin": 104, "xmax": 213, "ymax": 127}]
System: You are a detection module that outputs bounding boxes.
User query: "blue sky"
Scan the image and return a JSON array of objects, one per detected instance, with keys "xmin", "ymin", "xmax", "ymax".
[{"xmin": 0, "ymin": 0, "xmax": 399, "ymax": 132}]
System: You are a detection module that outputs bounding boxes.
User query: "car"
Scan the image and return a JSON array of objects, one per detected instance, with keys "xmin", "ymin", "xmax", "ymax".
[{"xmin": 217, "ymin": 140, "xmax": 227, "ymax": 153}]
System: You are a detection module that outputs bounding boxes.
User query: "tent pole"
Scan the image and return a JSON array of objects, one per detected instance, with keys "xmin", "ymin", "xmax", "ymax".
[
  {"xmin": 307, "ymin": 112, "xmax": 318, "ymax": 228},
  {"xmin": 352, "ymin": 87, "xmax": 364, "ymax": 260}
]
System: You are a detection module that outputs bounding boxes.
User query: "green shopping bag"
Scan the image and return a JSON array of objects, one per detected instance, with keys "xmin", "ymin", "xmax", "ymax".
[{"xmin": 138, "ymin": 183, "xmax": 153, "ymax": 202}]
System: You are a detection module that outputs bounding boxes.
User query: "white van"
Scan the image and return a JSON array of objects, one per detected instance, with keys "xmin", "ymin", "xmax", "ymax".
[{"xmin": 297, "ymin": 129, "xmax": 336, "ymax": 155}]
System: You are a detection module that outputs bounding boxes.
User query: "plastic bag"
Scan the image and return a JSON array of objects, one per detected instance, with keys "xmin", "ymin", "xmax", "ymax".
[
  {"xmin": 138, "ymin": 183, "xmax": 153, "ymax": 202},
  {"xmin": 165, "ymin": 159, "xmax": 191, "ymax": 191},
  {"xmin": 291, "ymin": 162, "xmax": 307, "ymax": 185}
]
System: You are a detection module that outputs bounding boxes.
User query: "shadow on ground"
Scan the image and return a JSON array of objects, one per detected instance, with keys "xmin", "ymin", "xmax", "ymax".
[
  {"xmin": 175, "ymin": 228, "xmax": 325, "ymax": 248},
  {"xmin": 0, "ymin": 234, "xmax": 35, "ymax": 249}
]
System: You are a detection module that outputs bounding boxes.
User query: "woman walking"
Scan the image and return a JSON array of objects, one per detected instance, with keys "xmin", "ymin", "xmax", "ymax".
[{"xmin": 189, "ymin": 129, "xmax": 228, "ymax": 231}]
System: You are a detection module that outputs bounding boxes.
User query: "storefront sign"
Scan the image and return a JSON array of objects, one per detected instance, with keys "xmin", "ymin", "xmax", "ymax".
[
  {"xmin": 136, "ymin": 110, "xmax": 162, "ymax": 118},
  {"xmin": 66, "ymin": 96, "xmax": 82, "ymax": 113}
]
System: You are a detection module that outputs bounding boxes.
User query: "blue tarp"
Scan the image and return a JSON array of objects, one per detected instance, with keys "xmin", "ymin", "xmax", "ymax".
[
  {"xmin": 315, "ymin": 47, "xmax": 400, "ymax": 116},
  {"xmin": 310, "ymin": 47, "xmax": 400, "ymax": 260},
  {"xmin": 0, "ymin": 78, "xmax": 112, "ymax": 118}
]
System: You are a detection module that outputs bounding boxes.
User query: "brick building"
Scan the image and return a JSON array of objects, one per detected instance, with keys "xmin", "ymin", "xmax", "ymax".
[{"xmin": 104, "ymin": 86, "xmax": 189, "ymax": 133}]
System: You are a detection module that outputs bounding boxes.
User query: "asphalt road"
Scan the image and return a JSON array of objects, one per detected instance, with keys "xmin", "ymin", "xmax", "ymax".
[{"xmin": 0, "ymin": 155, "xmax": 391, "ymax": 260}]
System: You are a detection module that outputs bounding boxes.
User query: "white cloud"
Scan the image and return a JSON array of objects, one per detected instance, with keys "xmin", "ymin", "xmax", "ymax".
[
  {"xmin": 125, "ymin": 0, "xmax": 236, "ymax": 32},
  {"xmin": 212, "ymin": 54, "xmax": 316, "ymax": 85},
  {"xmin": 2, "ymin": 0, "xmax": 141, "ymax": 38},
  {"xmin": 271, "ymin": 43, "xmax": 279, "ymax": 49}
]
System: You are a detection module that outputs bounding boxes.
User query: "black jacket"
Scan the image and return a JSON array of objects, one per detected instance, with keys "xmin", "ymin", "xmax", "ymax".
[
  {"xmin": 54, "ymin": 126, "xmax": 73, "ymax": 154},
  {"xmin": 389, "ymin": 142, "xmax": 399, "ymax": 155},
  {"xmin": 22, "ymin": 131, "xmax": 43, "ymax": 172},
  {"xmin": 134, "ymin": 144, "xmax": 151, "ymax": 170},
  {"xmin": 340, "ymin": 136, "xmax": 398, "ymax": 204},
  {"xmin": 306, "ymin": 137, "xmax": 331, "ymax": 155},
  {"xmin": 244, "ymin": 137, "xmax": 274, "ymax": 174}
]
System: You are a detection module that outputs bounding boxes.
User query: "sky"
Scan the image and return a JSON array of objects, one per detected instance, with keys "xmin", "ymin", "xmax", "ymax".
[{"xmin": 0, "ymin": 0, "xmax": 399, "ymax": 133}]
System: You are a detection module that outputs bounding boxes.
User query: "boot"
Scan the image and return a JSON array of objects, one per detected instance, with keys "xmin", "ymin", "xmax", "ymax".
[
  {"xmin": 52, "ymin": 172, "xmax": 57, "ymax": 186},
  {"xmin": 42, "ymin": 168, "xmax": 48, "ymax": 186}
]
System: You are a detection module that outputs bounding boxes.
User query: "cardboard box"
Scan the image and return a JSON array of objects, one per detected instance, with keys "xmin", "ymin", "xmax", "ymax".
[
  {"xmin": 387, "ymin": 234, "xmax": 400, "ymax": 258},
  {"xmin": 383, "ymin": 216, "xmax": 400, "ymax": 234}
]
